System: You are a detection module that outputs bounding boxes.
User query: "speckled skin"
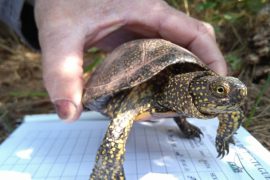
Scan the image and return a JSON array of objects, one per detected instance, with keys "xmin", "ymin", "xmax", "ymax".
[{"xmin": 83, "ymin": 39, "xmax": 247, "ymax": 179}]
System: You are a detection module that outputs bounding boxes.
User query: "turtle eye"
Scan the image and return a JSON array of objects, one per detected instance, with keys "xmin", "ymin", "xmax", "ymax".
[
  {"xmin": 212, "ymin": 84, "xmax": 229, "ymax": 97},
  {"xmin": 216, "ymin": 86, "xmax": 225, "ymax": 94}
]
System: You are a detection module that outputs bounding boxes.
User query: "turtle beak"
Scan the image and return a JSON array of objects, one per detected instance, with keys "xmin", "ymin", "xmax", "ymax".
[
  {"xmin": 226, "ymin": 85, "xmax": 247, "ymax": 108},
  {"xmin": 239, "ymin": 87, "xmax": 247, "ymax": 98}
]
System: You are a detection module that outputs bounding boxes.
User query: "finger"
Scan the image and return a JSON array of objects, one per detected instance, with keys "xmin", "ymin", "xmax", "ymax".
[
  {"xmin": 93, "ymin": 27, "xmax": 144, "ymax": 52},
  {"xmin": 39, "ymin": 30, "xmax": 84, "ymax": 121},
  {"xmin": 157, "ymin": 8, "xmax": 227, "ymax": 75},
  {"xmin": 128, "ymin": 4, "xmax": 227, "ymax": 76}
]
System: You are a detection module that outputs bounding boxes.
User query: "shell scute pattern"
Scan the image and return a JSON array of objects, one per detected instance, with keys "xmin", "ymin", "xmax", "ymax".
[{"xmin": 83, "ymin": 39, "xmax": 206, "ymax": 103}]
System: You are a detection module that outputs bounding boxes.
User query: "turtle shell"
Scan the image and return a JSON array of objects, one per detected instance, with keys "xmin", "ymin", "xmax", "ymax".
[{"xmin": 83, "ymin": 39, "xmax": 209, "ymax": 109}]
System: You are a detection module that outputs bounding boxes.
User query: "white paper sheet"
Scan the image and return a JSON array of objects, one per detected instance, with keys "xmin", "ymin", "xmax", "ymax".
[{"xmin": 0, "ymin": 112, "xmax": 270, "ymax": 180}]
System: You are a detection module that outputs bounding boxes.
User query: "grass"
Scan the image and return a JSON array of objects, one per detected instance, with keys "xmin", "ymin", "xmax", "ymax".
[
  {"xmin": 83, "ymin": 47, "xmax": 105, "ymax": 73},
  {"xmin": 84, "ymin": 54, "xmax": 104, "ymax": 73},
  {"xmin": 0, "ymin": 109, "xmax": 13, "ymax": 133},
  {"xmin": 246, "ymin": 74, "xmax": 270, "ymax": 126},
  {"xmin": 225, "ymin": 53, "xmax": 243, "ymax": 72}
]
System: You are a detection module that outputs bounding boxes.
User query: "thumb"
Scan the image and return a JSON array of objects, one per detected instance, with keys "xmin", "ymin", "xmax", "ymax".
[{"xmin": 39, "ymin": 30, "xmax": 84, "ymax": 121}]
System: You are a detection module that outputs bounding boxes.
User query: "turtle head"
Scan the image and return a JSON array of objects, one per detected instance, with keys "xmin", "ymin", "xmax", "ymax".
[{"xmin": 190, "ymin": 76, "xmax": 247, "ymax": 114}]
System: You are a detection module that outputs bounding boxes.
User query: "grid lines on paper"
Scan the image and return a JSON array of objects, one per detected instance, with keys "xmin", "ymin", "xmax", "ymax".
[
  {"xmin": 0, "ymin": 122, "xmax": 107, "ymax": 180},
  {"xmin": 0, "ymin": 119, "xmax": 232, "ymax": 180}
]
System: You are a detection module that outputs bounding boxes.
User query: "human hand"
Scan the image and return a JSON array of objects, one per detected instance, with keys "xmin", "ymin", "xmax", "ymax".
[{"xmin": 34, "ymin": 0, "xmax": 227, "ymax": 121}]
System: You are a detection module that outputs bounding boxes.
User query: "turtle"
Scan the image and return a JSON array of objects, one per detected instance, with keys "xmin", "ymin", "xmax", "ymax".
[{"xmin": 82, "ymin": 39, "xmax": 247, "ymax": 179}]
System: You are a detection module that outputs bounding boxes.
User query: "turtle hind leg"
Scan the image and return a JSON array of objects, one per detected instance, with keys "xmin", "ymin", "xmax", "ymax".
[
  {"xmin": 90, "ymin": 82, "xmax": 156, "ymax": 179},
  {"xmin": 174, "ymin": 116, "xmax": 203, "ymax": 139},
  {"xmin": 91, "ymin": 153, "xmax": 125, "ymax": 180},
  {"xmin": 90, "ymin": 109, "xmax": 136, "ymax": 180},
  {"xmin": 90, "ymin": 99, "xmax": 151, "ymax": 180},
  {"xmin": 90, "ymin": 135, "xmax": 126, "ymax": 180}
]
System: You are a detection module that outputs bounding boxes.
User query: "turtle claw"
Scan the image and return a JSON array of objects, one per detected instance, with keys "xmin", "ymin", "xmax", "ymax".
[
  {"xmin": 182, "ymin": 123, "xmax": 204, "ymax": 140},
  {"xmin": 228, "ymin": 136, "xmax": 235, "ymax": 145},
  {"xmin": 215, "ymin": 136, "xmax": 232, "ymax": 158},
  {"xmin": 174, "ymin": 117, "xmax": 204, "ymax": 140}
]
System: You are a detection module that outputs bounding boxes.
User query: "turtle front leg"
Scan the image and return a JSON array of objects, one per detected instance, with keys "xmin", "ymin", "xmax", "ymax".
[
  {"xmin": 216, "ymin": 109, "xmax": 244, "ymax": 158},
  {"xmin": 174, "ymin": 116, "xmax": 203, "ymax": 139},
  {"xmin": 90, "ymin": 110, "xmax": 137, "ymax": 180}
]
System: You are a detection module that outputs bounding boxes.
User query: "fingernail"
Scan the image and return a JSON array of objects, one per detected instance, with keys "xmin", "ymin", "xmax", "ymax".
[{"xmin": 54, "ymin": 100, "xmax": 77, "ymax": 120}]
